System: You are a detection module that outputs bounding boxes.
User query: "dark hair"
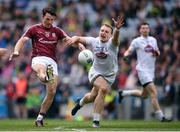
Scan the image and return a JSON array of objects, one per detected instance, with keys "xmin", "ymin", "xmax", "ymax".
[
  {"xmin": 140, "ymin": 22, "xmax": 149, "ymax": 27},
  {"xmin": 102, "ymin": 24, "xmax": 113, "ymax": 34},
  {"xmin": 42, "ymin": 7, "xmax": 57, "ymax": 17},
  {"xmin": 138, "ymin": 22, "xmax": 150, "ymax": 30}
]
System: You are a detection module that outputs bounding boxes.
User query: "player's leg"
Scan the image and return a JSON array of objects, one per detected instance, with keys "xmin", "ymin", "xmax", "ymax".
[
  {"xmin": 81, "ymin": 87, "xmax": 98, "ymax": 105},
  {"xmin": 92, "ymin": 76, "xmax": 110, "ymax": 128},
  {"xmin": 35, "ymin": 75, "xmax": 58, "ymax": 126},
  {"xmin": 31, "ymin": 57, "xmax": 55, "ymax": 83},
  {"xmin": 118, "ymin": 71, "xmax": 150, "ymax": 103},
  {"xmin": 118, "ymin": 88, "xmax": 148, "ymax": 103},
  {"xmin": 32, "ymin": 64, "xmax": 47, "ymax": 82},
  {"xmin": 71, "ymin": 86, "xmax": 98, "ymax": 116},
  {"xmin": 33, "ymin": 57, "xmax": 58, "ymax": 126},
  {"xmin": 145, "ymin": 82, "xmax": 171, "ymax": 122},
  {"xmin": 39, "ymin": 75, "xmax": 58, "ymax": 114}
]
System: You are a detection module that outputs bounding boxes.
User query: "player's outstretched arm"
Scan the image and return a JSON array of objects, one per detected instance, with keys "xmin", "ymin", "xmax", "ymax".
[
  {"xmin": 9, "ymin": 37, "xmax": 28, "ymax": 61},
  {"xmin": 112, "ymin": 15, "xmax": 124, "ymax": 47},
  {"xmin": 67, "ymin": 36, "xmax": 87, "ymax": 46},
  {"xmin": 123, "ymin": 47, "xmax": 133, "ymax": 61}
]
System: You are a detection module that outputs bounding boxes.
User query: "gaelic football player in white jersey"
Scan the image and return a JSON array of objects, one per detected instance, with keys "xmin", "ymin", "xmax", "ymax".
[
  {"xmin": 119, "ymin": 22, "xmax": 171, "ymax": 122},
  {"xmin": 68, "ymin": 16, "xmax": 124, "ymax": 128}
]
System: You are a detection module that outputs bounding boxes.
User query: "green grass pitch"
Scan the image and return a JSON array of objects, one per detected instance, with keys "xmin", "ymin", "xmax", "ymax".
[{"xmin": 0, "ymin": 119, "xmax": 180, "ymax": 131}]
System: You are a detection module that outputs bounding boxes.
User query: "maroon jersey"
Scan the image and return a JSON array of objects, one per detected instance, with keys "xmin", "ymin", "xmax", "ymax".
[{"xmin": 23, "ymin": 24, "xmax": 66, "ymax": 62}]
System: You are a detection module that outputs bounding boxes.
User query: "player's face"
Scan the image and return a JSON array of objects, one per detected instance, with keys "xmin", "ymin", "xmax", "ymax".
[
  {"xmin": 99, "ymin": 25, "xmax": 112, "ymax": 43},
  {"xmin": 42, "ymin": 13, "xmax": 56, "ymax": 28},
  {"xmin": 140, "ymin": 25, "xmax": 150, "ymax": 37}
]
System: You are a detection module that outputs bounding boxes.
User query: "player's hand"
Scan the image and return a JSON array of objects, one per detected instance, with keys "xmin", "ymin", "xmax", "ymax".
[
  {"xmin": 112, "ymin": 15, "xmax": 124, "ymax": 30},
  {"xmin": 9, "ymin": 51, "xmax": 19, "ymax": 61},
  {"xmin": 78, "ymin": 43, "xmax": 86, "ymax": 51},
  {"xmin": 64, "ymin": 36, "xmax": 73, "ymax": 46},
  {"xmin": 152, "ymin": 50, "xmax": 160, "ymax": 57}
]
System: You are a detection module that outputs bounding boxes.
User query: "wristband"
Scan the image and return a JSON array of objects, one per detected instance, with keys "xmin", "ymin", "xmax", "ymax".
[{"xmin": 115, "ymin": 28, "xmax": 120, "ymax": 31}]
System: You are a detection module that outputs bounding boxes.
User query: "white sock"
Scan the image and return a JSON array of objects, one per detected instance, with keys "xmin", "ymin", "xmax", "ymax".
[
  {"xmin": 155, "ymin": 110, "xmax": 164, "ymax": 121},
  {"xmin": 79, "ymin": 97, "xmax": 85, "ymax": 106},
  {"xmin": 37, "ymin": 114, "xmax": 43, "ymax": 121},
  {"xmin": 122, "ymin": 90, "xmax": 140, "ymax": 96},
  {"xmin": 93, "ymin": 113, "xmax": 100, "ymax": 121}
]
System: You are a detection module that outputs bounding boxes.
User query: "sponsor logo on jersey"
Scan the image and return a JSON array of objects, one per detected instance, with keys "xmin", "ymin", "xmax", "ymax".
[
  {"xmin": 95, "ymin": 52, "xmax": 108, "ymax": 59},
  {"xmin": 144, "ymin": 44, "xmax": 154, "ymax": 53},
  {"xmin": 52, "ymin": 33, "xmax": 56, "ymax": 38},
  {"xmin": 45, "ymin": 32, "xmax": 50, "ymax": 37},
  {"xmin": 38, "ymin": 38, "xmax": 57, "ymax": 44},
  {"xmin": 94, "ymin": 46, "xmax": 108, "ymax": 59}
]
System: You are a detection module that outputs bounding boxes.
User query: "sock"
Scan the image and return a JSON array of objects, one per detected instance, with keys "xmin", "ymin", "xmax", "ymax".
[
  {"xmin": 93, "ymin": 113, "xmax": 100, "ymax": 122},
  {"xmin": 79, "ymin": 97, "xmax": 86, "ymax": 106},
  {"xmin": 36, "ymin": 113, "xmax": 45, "ymax": 121},
  {"xmin": 155, "ymin": 110, "xmax": 164, "ymax": 121},
  {"xmin": 122, "ymin": 90, "xmax": 140, "ymax": 96}
]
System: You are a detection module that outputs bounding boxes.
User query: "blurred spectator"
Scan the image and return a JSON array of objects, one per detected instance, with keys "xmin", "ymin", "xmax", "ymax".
[
  {"xmin": 160, "ymin": 74, "xmax": 175, "ymax": 106},
  {"xmin": 15, "ymin": 72, "xmax": 28, "ymax": 118},
  {"xmin": 5, "ymin": 79, "xmax": 15, "ymax": 118},
  {"xmin": 26, "ymin": 87, "xmax": 41, "ymax": 118}
]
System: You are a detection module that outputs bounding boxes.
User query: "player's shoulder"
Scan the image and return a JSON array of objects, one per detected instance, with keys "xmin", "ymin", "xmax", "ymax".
[
  {"xmin": 132, "ymin": 36, "xmax": 141, "ymax": 42},
  {"xmin": 31, "ymin": 23, "xmax": 42, "ymax": 28},
  {"xmin": 148, "ymin": 36, "xmax": 157, "ymax": 41},
  {"xmin": 27, "ymin": 24, "xmax": 41, "ymax": 30},
  {"xmin": 53, "ymin": 26, "xmax": 63, "ymax": 31},
  {"xmin": 52, "ymin": 26, "xmax": 66, "ymax": 34}
]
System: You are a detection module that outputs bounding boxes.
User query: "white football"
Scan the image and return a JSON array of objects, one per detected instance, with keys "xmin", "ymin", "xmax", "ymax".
[{"xmin": 78, "ymin": 49, "xmax": 94, "ymax": 65}]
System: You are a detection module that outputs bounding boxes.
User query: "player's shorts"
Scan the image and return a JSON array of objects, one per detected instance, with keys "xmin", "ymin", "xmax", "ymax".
[
  {"xmin": 137, "ymin": 70, "xmax": 154, "ymax": 86},
  {"xmin": 31, "ymin": 56, "xmax": 58, "ymax": 75},
  {"xmin": 88, "ymin": 67, "xmax": 116, "ymax": 86},
  {"xmin": 16, "ymin": 97, "xmax": 26, "ymax": 105}
]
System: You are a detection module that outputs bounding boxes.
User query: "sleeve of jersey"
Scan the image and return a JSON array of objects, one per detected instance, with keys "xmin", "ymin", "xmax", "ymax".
[
  {"xmin": 57, "ymin": 28, "xmax": 67, "ymax": 40},
  {"xmin": 154, "ymin": 39, "xmax": 159, "ymax": 50},
  {"xmin": 129, "ymin": 39, "xmax": 137, "ymax": 51},
  {"xmin": 22, "ymin": 26, "xmax": 34, "ymax": 39},
  {"xmin": 84, "ymin": 37, "xmax": 95, "ymax": 46}
]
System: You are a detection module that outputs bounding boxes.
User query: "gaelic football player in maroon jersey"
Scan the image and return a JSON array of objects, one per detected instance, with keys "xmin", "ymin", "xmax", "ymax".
[{"xmin": 9, "ymin": 7, "xmax": 72, "ymax": 127}]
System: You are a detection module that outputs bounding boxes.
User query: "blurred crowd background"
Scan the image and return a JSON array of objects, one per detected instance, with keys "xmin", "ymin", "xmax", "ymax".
[{"xmin": 0, "ymin": 0, "xmax": 179, "ymax": 121}]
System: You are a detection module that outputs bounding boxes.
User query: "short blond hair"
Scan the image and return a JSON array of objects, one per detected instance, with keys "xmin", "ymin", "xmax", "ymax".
[{"xmin": 101, "ymin": 24, "xmax": 113, "ymax": 34}]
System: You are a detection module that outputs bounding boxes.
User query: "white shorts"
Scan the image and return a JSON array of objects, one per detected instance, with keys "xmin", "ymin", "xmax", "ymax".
[
  {"xmin": 88, "ymin": 67, "xmax": 116, "ymax": 86},
  {"xmin": 31, "ymin": 56, "xmax": 58, "ymax": 75},
  {"xmin": 137, "ymin": 70, "xmax": 154, "ymax": 85}
]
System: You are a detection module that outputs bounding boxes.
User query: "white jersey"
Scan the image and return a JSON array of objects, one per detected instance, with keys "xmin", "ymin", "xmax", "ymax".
[
  {"xmin": 130, "ymin": 36, "xmax": 159, "ymax": 73},
  {"xmin": 85, "ymin": 37, "xmax": 119, "ymax": 76}
]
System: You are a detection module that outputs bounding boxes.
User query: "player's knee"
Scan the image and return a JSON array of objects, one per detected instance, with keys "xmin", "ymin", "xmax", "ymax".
[
  {"xmin": 38, "ymin": 72, "xmax": 46, "ymax": 81},
  {"xmin": 99, "ymin": 86, "xmax": 108, "ymax": 94}
]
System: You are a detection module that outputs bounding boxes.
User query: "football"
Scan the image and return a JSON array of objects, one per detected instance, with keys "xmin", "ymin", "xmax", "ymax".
[{"xmin": 78, "ymin": 49, "xmax": 94, "ymax": 65}]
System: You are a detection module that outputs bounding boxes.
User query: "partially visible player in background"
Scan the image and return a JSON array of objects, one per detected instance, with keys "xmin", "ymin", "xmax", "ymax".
[
  {"xmin": 118, "ymin": 22, "xmax": 171, "ymax": 122},
  {"xmin": 68, "ymin": 16, "xmax": 124, "ymax": 128},
  {"xmin": 9, "ymin": 7, "xmax": 72, "ymax": 127}
]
